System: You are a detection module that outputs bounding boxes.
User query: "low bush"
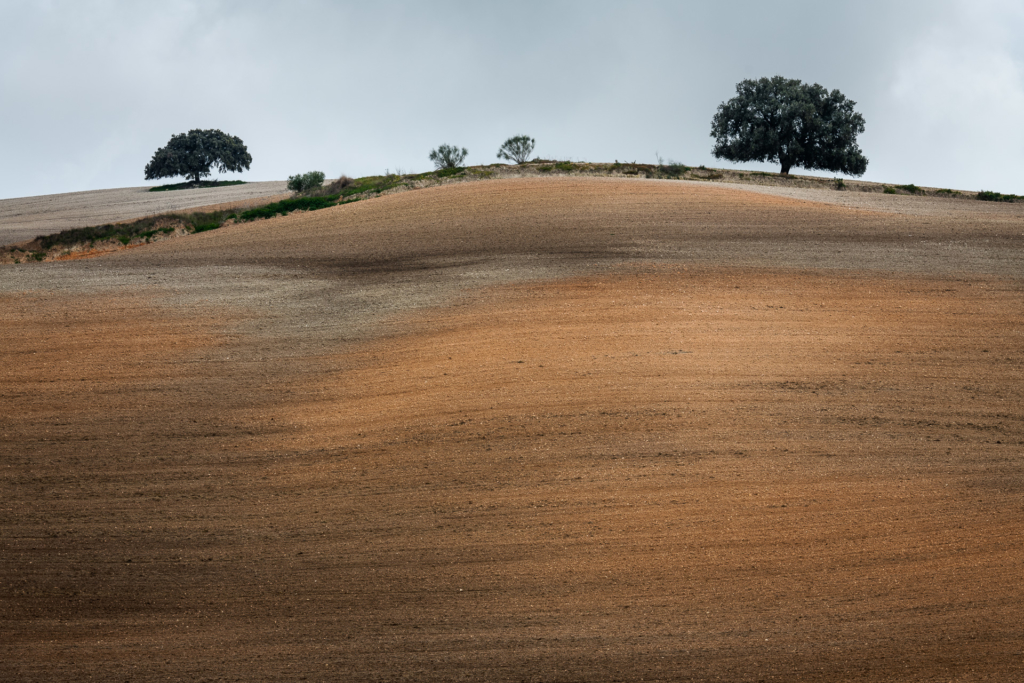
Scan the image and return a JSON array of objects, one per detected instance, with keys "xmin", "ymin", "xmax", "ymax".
[
  {"xmin": 883, "ymin": 186, "xmax": 897, "ymax": 194},
  {"xmin": 316, "ymin": 175, "xmax": 405, "ymax": 198},
  {"xmin": 663, "ymin": 163, "xmax": 689, "ymax": 177},
  {"xmin": 834, "ymin": 177, "xmax": 846, "ymax": 190},
  {"xmin": 192, "ymin": 220, "xmax": 222, "ymax": 233},
  {"xmin": 303, "ymin": 175, "xmax": 354, "ymax": 197},
  {"xmin": 287, "ymin": 171, "xmax": 326, "ymax": 194},
  {"xmin": 238, "ymin": 195, "xmax": 340, "ymax": 221},
  {"xmin": 429, "ymin": 144, "xmax": 468, "ymax": 170},
  {"xmin": 977, "ymin": 190, "xmax": 1021, "ymax": 203},
  {"xmin": 897, "ymin": 183, "xmax": 921, "ymax": 194}
]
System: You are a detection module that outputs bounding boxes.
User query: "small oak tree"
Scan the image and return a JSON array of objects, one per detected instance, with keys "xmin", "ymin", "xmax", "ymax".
[
  {"xmin": 144, "ymin": 129, "xmax": 252, "ymax": 185},
  {"xmin": 497, "ymin": 135, "xmax": 535, "ymax": 164},
  {"xmin": 287, "ymin": 171, "xmax": 325, "ymax": 193},
  {"xmin": 429, "ymin": 144, "xmax": 468, "ymax": 170},
  {"xmin": 710, "ymin": 76, "xmax": 867, "ymax": 176}
]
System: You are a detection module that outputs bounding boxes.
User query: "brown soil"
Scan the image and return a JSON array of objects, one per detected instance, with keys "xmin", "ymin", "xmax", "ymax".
[{"xmin": 2, "ymin": 178, "xmax": 1023, "ymax": 681}]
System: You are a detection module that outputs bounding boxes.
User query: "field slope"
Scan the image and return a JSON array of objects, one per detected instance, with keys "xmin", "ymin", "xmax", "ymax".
[
  {"xmin": 2, "ymin": 177, "xmax": 1023, "ymax": 681},
  {"xmin": 0, "ymin": 180, "xmax": 289, "ymax": 246}
]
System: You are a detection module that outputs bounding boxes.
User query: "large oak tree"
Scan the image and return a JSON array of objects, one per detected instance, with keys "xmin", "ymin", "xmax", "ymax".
[
  {"xmin": 710, "ymin": 76, "xmax": 868, "ymax": 177},
  {"xmin": 144, "ymin": 129, "xmax": 252, "ymax": 185}
]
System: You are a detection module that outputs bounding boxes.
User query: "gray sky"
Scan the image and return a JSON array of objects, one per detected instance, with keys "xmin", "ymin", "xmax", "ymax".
[{"xmin": 2, "ymin": 0, "xmax": 1022, "ymax": 199}]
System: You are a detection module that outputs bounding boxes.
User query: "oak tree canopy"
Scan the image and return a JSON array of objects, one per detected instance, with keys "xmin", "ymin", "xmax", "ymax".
[
  {"xmin": 710, "ymin": 76, "xmax": 868, "ymax": 177},
  {"xmin": 145, "ymin": 129, "xmax": 252, "ymax": 185}
]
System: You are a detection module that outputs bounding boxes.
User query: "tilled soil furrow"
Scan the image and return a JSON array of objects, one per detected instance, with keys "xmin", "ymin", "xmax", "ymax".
[{"xmin": 2, "ymin": 179, "xmax": 1023, "ymax": 681}]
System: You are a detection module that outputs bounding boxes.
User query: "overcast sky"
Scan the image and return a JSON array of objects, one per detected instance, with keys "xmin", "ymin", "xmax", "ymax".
[{"xmin": 2, "ymin": 0, "xmax": 1022, "ymax": 199}]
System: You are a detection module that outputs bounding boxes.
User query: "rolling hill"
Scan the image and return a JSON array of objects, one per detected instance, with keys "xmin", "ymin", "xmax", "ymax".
[{"xmin": 2, "ymin": 176, "xmax": 1022, "ymax": 681}]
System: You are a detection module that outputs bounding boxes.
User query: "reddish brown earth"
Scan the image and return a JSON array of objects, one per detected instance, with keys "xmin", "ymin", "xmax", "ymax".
[{"xmin": 2, "ymin": 178, "xmax": 1023, "ymax": 681}]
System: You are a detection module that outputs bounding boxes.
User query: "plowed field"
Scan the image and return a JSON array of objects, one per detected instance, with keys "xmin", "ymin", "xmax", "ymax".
[
  {"xmin": 2, "ymin": 178, "xmax": 1023, "ymax": 681},
  {"xmin": 0, "ymin": 181, "xmax": 290, "ymax": 246}
]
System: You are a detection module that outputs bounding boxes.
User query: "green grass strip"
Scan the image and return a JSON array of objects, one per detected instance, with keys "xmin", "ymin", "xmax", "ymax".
[
  {"xmin": 237, "ymin": 195, "xmax": 341, "ymax": 221},
  {"xmin": 37, "ymin": 210, "xmax": 236, "ymax": 250}
]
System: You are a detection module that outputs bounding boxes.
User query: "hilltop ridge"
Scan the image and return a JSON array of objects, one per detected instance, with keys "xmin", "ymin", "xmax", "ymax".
[{"xmin": 2, "ymin": 163, "xmax": 1018, "ymax": 265}]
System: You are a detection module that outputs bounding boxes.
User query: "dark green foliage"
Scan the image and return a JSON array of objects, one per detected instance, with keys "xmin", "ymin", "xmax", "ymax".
[
  {"xmin": 149, "ymin": 180, "xmax": 246, "ymax": 192},
  {"xmin": 555, "ymin": 161, "xmax": 574, "ymax": 172},
  {"xmin": 663, "ymin": 163, "xmax": 689, "ymax": 177},
  {"xmin": 936, "ymin": 188, "xmax": 961, "ymax": 197},
  {"xmin": 337, "ymin": 178, "xmax": 389, "ymax": 195},
  {"xmin": 330, "ymin": 175, "xmax": 404, "ymax": 196},
  {"xmin": 497, "ymin": 135, "xmax": 535, "ymax": 164},
  {"xmin": 429, "ymin": 144, "xmax": 468, "ymax": 170},
  {"xmin": 897, "ymin": 184, "xmax": 921, "ymax": 194},
  {"xmin": 237, "ymin": 195, "xmax": 340, "ymax": 221},
  {"xmin": 36, "ymin": 210, "xmax": 238, "ymax": 251},
  {"xmin": 711, "ymin": 76, "xmax": 868, "ymax": 176},
  {"xmin": 302, "ymin": 175, "xmax": 354, "ymax": 198},
  {"xmin": 883, "ymin": 186, "xmax": 897, "ymax": 194},
  {"xmin": 144, "ymin": 129, "xmax": 252, "ymax": 184},
  {"xmin": 434, "ymin": 167, "xmax": 464, "ymax": 178},
  {"xmin": 977, "ymin": 190, "xmax": 1021, "ymax": 202},
  {"xmin": 287, "ymin": 171, "xmax": 326, "ymax": 193},
  {"xmin": 538, "ymin": 165, "xmax": 554, "ymax": 173},
  {"xmin": 834, "ymin": 177, "xmax": 846, "ymax": 190}
]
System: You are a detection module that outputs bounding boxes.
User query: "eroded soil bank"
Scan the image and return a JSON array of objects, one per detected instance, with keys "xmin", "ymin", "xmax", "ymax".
[{"xmin": 3, "ymin": 264, "xmax": 1022, "ymax": 681}]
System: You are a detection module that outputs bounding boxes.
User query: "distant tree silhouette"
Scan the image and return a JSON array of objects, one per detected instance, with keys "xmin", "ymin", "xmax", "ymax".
[
  {"xmin": 429, "ymin": 144, "xmax": 468, "ymax": 170},
  {"xmin": 711, "ymin": 76, "xmax": 867, "ymax": 176},
  {"xmin": 145, "ymin": 129, "xmax": 252, "ymax": 185},
  {"xmin": 497, "ymin": 135, "xmax": 535, "ymax": 164}
]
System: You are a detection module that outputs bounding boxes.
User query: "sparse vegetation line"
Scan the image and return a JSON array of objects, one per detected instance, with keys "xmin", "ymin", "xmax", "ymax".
[
  {"xmin": 2, "ymin": 162, "xmax": 1013, "ymax": 265},
  {"xmin": 977, "ymin": 190, "xmax": 1021, "ymax": 203}
]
